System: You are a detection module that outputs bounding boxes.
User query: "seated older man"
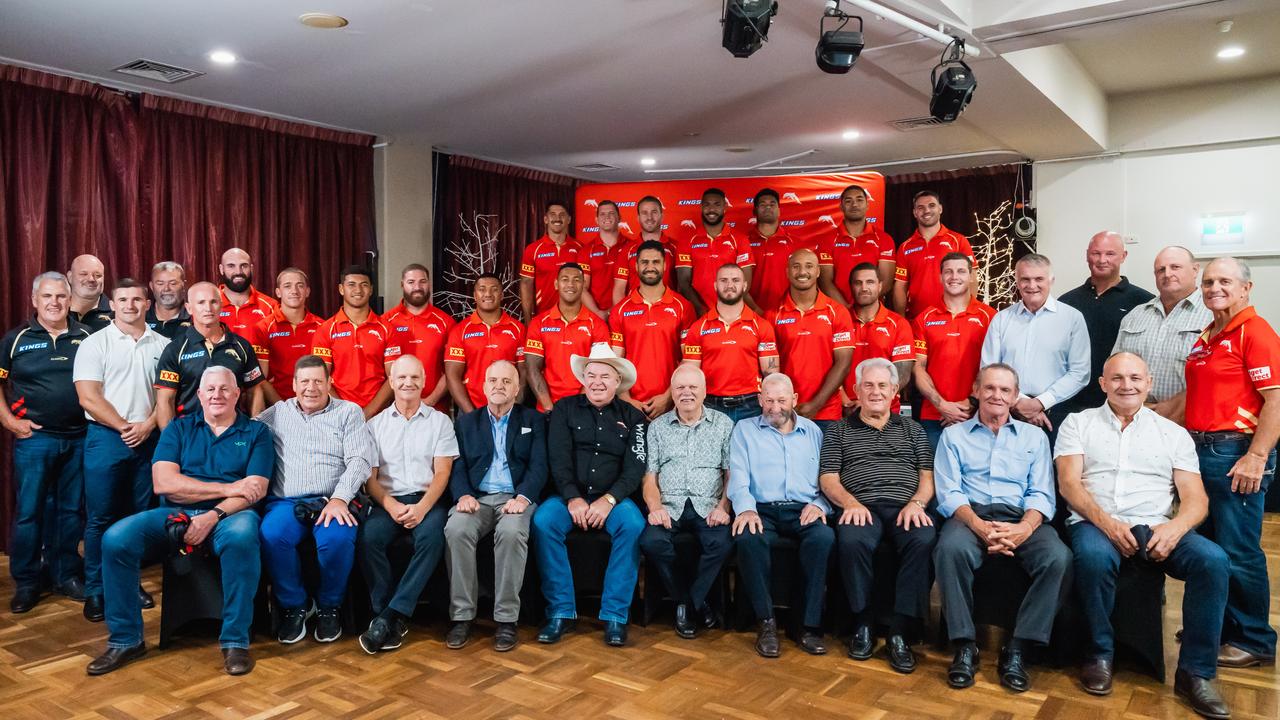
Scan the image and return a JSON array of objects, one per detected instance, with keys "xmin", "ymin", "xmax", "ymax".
[
  {"xmin": 639, "ymin": 364, "xmax": 734, "ymax": 639},
  {"xmin": 730, "ymin": 372, "xmax": 834, "ymax": 659},
  {"xmin": 820, "ymin": 357, "xmax": 935, "ymax": 672},
  {"xmin": 256, "ymin": 355, "xmax": 377, "ymax": 645},
  {"xmin": 1056, "ymin": 352, "xmax": 1230, "ymax": 718},
  {"xmin": 86, "ymin": 366, "xmax": 273, "ymax": 676},
  {"xmin": 532, "ymin": 345, "xmax": 647, "ymax": 647},
  {"xmin": 933, "ymin": 363, "xmax": 1072, "ymax": 693}
]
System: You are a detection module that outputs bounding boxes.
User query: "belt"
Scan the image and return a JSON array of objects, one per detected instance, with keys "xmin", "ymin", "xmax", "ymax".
[
  {"xmin": 1188, "ymin": 430, "xmax": 1249, "ymax": 444},
  {"xmin": 709, "ymin": 393, "xmax": 758, "ymax": 407}
]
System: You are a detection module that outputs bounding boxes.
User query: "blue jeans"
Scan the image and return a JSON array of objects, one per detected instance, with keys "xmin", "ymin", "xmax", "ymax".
[
  {"xmin": 705, "ymin": 395, "xmax": 762, "ymax": 424},
  {"xmin": 531, "ymin": 495, "xmax": 643, "ymax": 623},
  {"xmin": 10, "ymin": 430, "xmax": 84, "ymax": 589},
  {"xmin": 102, "ymin": 507, "xmax": 260, "ymax": 649},
  {"xmin": 260, "ymin": 496, "xmax": 357, "ymax": 610},
  {"xmin": 1196, "ymin": 437, "xmax": 1278, "ymax": 656},
  {"xmin": 83, "ymin": 424, "xmax": 156, "ymax": 596},
  {"xmin": 919, "ymin": 419, "xmax": 943, "ymax": 450},
  {"xmin": 1070, "ymin": 521, "xmax": 1228, "ymax": 678}
]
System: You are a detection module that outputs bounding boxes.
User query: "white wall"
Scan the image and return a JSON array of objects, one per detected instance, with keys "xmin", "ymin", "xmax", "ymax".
[{"xmin": 373, "ymin": 142, "xmax": 435, "ymax": 308}]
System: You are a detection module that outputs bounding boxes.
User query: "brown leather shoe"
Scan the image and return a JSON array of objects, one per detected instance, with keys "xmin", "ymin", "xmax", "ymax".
[
  {"xmin": 222, "ymin": 647, "xmax": 254, "ymax": 676},
  {"xmin": 1217, "ymin": 643, "xmax": 1275, "ymax": 668},
  {"xmin": 755, "ymin": 618, "xmax": 780, "ymax": 658},
  {"xmin": 1174, "ymin": 669, "xmax": 1230, "ymax": 719},
  {"xmin": 86, "ymin": 643, "xmax": 146, "ymax": 676},
  {"xmin": 1080, "ymin": 657, "xmax": 1113, "ymax": 696}
]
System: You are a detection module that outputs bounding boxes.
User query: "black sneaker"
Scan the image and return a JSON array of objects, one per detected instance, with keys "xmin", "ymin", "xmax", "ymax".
[
  {"xmin": 314, "ymin": 607, "xmax": 342, "ymax": 642},
  {"xmin": 278, "ymin": 607, "xmax": 309, "ymax": 644},
  {"xmin": 382, "ymin": 618, "xmax": 408, "ymax": 650},
  {"xmin": 359, "ymin": 618, "xmax": 392, "ymax": 655}
]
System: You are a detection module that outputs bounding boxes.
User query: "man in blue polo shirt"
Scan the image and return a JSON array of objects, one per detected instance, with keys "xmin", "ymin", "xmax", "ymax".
[{"xmin": 85, "ymin": 365, "xmax": 273, "ymax": 677}]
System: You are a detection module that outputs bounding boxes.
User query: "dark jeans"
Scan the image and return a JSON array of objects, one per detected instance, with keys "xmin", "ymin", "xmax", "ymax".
[
  {"xmin": 260, "ymin": 496, "xmax": 357, "ymax": 610},
  {"xmin": 933, "ymin": 503, "xmax": 1072, "ymax": 644},
  {"xmin": 83, "ymin": 424, "xmax": 156, "ymax": 597},
  {"xmin": 1196, "ymin": 436, "xmax": 1278, "ymax": 656},
  {"xmin": 358, "ymin": 493, "xmax": 447, "ymax": 618},
  {"xmin": 834, "ymin": 502, "xmax": 936, "ymax": 624},
  {"xmin": 1070, "ymin": 521, "xmax": 1228, "ymax": 678},
  {"xmin": 531, "ymin": 495, "xmax": 644, "ymax": 623},
  {"xmin": 735, "ymin": 501, "xmax": 835, "ymax": 627},
  {"xmin": 919, "ymin": 419, "xmax": 943, "ymax": 450},
  {"xmin": 639, "ymin": 500, "xmax": 733, "ymax": 610},
  {"xmin": 11, "ymin": 430, "xmax": 84, "ymax": 589},
  {"xmin": 706, "ymin": 394, "xmax": 762, "ymax": 424}
]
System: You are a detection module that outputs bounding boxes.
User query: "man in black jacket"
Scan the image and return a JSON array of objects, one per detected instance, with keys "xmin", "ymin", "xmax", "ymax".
[{"xmin": 442, "ymin": 359, "xmax": 547, "ymax": 651}]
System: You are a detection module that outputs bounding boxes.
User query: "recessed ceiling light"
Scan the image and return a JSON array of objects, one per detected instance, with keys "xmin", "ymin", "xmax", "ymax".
[
  {"xmin": 640, "ymin": 157, "xmax": 657, "ymax": 167},
  {"xmin": 1217, "ymin": 46, "xmax": 1245, "ymax": 60},
  {"xmin": 842, "ymin": 129, "xmax": 861, "ymax": 141},
  {"xmin": 299, "ymin": 12, "xmax": 349, "ymax": 29},
  {"xmin": 208, "ymin": 50, "xmax": 237, "ymax": 65}
]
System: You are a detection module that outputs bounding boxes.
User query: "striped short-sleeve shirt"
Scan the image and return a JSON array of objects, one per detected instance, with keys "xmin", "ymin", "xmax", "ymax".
[{"xmin": 818, "ymin": 411, "xmax": 933, "ymax": 506}]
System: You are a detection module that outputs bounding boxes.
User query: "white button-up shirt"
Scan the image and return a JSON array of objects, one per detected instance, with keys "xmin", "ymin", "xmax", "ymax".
[
  {"xmin": 71, "ymin": 321, "xmax": 169, "ymax": 422},
  {"xmin": 367, "ymin": 402, "xmax": 459, "ymax": 496},
  {"xmin": 1053, "ymin": 403, "xmax": 1200, "ymax": 527}
]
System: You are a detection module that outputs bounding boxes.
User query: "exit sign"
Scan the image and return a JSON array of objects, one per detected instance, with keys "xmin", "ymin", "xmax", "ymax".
[{"xmin": 1201, "ymin": 213, "xmax": 1245, "ymax": 247}]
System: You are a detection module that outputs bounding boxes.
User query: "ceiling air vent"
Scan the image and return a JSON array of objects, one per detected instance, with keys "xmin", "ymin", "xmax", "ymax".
[
  {"xmin": 571, "ymin": 162, "xmax": 621, "ymax": 173},
  {"xmin": 112, "ymin": 59, "xmax": 204, "ymax": 84},
  {"xmin": 888, "ymin": 116, "xmax": 948, "ymax": 131}
]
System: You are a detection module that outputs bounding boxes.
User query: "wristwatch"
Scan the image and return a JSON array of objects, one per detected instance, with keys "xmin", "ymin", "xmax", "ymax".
[
  {"xmin": 603, "ymin": 494, "xmax": 617, "ymax": 506},
  {"xmin": 213, "ymin": 508, "xmax": 228, "ymax": 521},
  {"xmin": 911, "ymin": 500, "xmax": 926, "ymax": 510}
]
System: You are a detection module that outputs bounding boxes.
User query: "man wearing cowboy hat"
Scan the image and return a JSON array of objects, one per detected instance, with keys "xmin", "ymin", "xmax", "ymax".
[{"xmin": 531, "ymin": 344, "xmax": 648, "ymax": 647}]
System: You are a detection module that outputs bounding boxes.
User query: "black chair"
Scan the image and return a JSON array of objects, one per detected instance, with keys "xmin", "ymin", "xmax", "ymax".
[
  {"xmin": 1058, "ymin": 559, "xmax": 1167, "ymax": 681},
  {"xmin": 639, "ymin": 530, "xmax": 729, "ymax": 627},
  {"xmin": 523, "ymin": 528, "xmax": 642, "ymax": 624},
  {"xmin": 158, "ymin": 553, "xmax": 270, "ymax": 649},
  {"xmin": 825, "ymin": 540, "xmax": 910, "ymax": 639},
  {"xmin": 730, "ymin": 536, "xmax": 809, "ymax": 638}
]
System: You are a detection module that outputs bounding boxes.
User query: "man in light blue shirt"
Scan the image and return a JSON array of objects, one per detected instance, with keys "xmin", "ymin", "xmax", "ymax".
[
  {"xmin": 980, "ymin": 253, "xmax": 1090, "ymax": 438},
  {"xmin": 932, "ymin": 363, "xmax": 1071, "ymax": 695},
  {"xmin": 729, "ymin": 373, "xmax": 833, "ymax": 659}
]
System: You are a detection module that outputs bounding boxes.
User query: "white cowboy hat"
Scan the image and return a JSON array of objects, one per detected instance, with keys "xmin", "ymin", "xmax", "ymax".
[{"xmin": 570, "ymin": 343, "xmax": 637, "ymax": 392}]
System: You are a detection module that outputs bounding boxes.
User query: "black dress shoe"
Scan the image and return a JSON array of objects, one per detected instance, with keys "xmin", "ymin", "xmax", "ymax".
[
  {"xmin": 446, "ymin": 620, "xmax": 472, "ymax": 649},
  {"xmin": 537, "ymin": 618, "xmax": 576, "ymax": 644},
  {"xmin": 222, "ymin": 647, "xmax": 254, "ymax": 676},
  {"xmin": 494, "ymin": 622, "xmax": 519, "ymax": 652},
  {"xmin": 138, "ymin": 586, "xmax": 155, "ymax": 609},
  {"xmin": 674, "ymin": 604, "xmax": 697, "ymax": 639},
  {"xmin": 83, "ymin": 595, "xmax": 105, "ymax": 622},
  {"xmin": 886, "ymin": 635, "xmax": 916, "ymax": 674},
  {"xmin": 998, "ymin": 646, "xmax": 1031, "ymax": 693},
  {"xmin": 847, "ymin": 625, "xmax": 874, "ymax": 660},
  {"xmin": 699, "ymin": 604, "xmax": 718, "ymax": 630},
  {"xmin": 1080, "ymin": 657, "xmax": 1114, "ymax": 696},
  {"xmin": 603, "ymin": 621, "xmax": 628, "ymax": 647},
  {"xmin": 797, "ymin": 629, "xmax": 827, "ymax": 656},
  {"xmin": 86, "ymin": 643, "xmax": 146, "ymax": 675},
  {"xmin": 755, "ymin": 618, "xmax": 780, "ymax": 658},
  {"xmin": 55, "ymin": 577, "xmax": 86, "ymax": 602},
  {"xmin": 1174, "ymin": 669, "xmax": 1231, "ymax": 719},
  {"xmin": 948, "ymin": 644, "xmax": 979, "ymax": 689},
  {"xmin": 9, "ymin": 586, "xmax": 40, "ymax": 614}
]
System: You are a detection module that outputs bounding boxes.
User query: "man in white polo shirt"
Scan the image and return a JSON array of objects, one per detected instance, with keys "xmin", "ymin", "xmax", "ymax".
[{"xmin": 73, "ymin": 278, "xmax": 169, "ymax": 622}]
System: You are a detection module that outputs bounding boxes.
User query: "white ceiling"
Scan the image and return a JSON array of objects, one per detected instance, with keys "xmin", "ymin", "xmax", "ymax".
[{"xmin": 1, "ymin": 0, "xmax": 1277, "ymax": 180}]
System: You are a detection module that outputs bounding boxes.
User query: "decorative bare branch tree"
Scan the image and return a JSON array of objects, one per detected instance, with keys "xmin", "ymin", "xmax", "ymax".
[
  {"xmin": 437, "ymin": 212, "xmax": 523, "ymax": 319},
  {"xmin": 969, "ymin": 200, "xmax": 1035, "ymax": 309}
]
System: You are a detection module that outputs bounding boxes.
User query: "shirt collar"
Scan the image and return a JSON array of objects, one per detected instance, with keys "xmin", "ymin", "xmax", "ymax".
[
  {"xmin": 1214, "ymin": 305, "xmax": 1259, "ymax": 337},
  {"xmin": 853, "ymin": 302, "xmax": 890, "ymax": 325},
  {"xmin": 780, "ymin": 291, "xmax": 837, "ymax": 314},
  {"xmin": 753, "ymin": 411, "xmax": 808, "ymax": 434},
  {"xmin": 849, "ymin": 409, "xmax": 901, "ymax": 430},
  {"xmin": 1100, "ymin": 401, "xmax": 1152, "ymax": 429},
  {"xmin": 488, "ymin": 407, "xmax": 512, "ymax": 426},
  {"xmin": 666, "ymin": 408, "xmax": 708, "ymax": 426},
  {"xmin": 1016, "ymin": 295, "xmax": 1059, "ymax": 316},
  {"xmin": 964, "ymin": 413, "xmax": 1018, "ymax": 434},
  {"xmin": 390, "ymin": 401, "xmax": 431, "ymax": 420}
]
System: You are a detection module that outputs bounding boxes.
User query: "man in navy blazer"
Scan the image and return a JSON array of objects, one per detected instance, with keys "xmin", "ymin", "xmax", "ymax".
[{"xmin": 443, "ymin": 359, "xmax": 547, "ymax": 651}]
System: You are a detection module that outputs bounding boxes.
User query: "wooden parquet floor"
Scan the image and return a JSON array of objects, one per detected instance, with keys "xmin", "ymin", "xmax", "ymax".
[{"xmin": 1, "ymin": 517, "xmax": 1278, "ymax": 719}]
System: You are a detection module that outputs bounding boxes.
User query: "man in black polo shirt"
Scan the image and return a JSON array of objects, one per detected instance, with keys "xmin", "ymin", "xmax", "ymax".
[
  {"xmin": 154, "ymin": 281, "xmax": 264, "ymax": 427},
  {"xmin": 145, "ymin": 260, "xmax": 192, "ymax": 340},
  {"xmin": 819, "ymin": 357, "xmax": 936, "ymax": 673},
  {"xmin": 0, "ymin": 271, "xmax": 94, "ymax": 613},
  {"xmin": 1059, "ymin": 231, "xmax": 1154, "ymax": 413},
  {"xmin": 68, "ymin": 254, "xmax": 112, "ymax": 331}
]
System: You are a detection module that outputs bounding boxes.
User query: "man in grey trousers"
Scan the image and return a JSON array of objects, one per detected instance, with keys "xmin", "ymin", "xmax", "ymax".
[{"xmin": 444, "ymin": 360, "xmax": 547, "ymax": 651}]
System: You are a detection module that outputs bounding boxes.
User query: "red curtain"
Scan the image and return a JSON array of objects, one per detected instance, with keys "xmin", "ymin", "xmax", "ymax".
[{"xmin": 0, "ymin": 64, "xmax": 375, "ymax": 550}]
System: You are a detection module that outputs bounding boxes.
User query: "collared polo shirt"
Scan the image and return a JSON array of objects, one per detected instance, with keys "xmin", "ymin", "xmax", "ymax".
[
  {"xmin": 1185, "ymin": 306, "xmax": 1280, "ymax": 433},
  {"xmin": 311, "ymin": 308, "xmax": 393, "ymax": 407},
  {"xmin": 525, "ymin": 305, "xmax": 609, "ymax": 410},
  {"xmin": 72, "ymin": 321, "xmax": 168, "ymax": 422},
  {"xmin": 70, "ymin": 295, "xmax": 113, "ymax": 332},
  {"xmin": 768, "ymin": 292, "xmax": 854, "ymax": 420},
  {"xmin": 152, "ymin": 411, "xmax": 274, "ymax": 509},
  {"xmin": 819, "ymin": 411, "xmax": 933, "ymax": 506},
  {"xmin": 1059, "ymin": 276, "xmax": 1156, "ymax": 410},
  {"xmin": 249, "ymin": 308, "xmax": 322, "ymax": 400},
  {"xmin": 674, "ymin": 229, "xmax": 754, "ymax": 306},
  {"xmin": 145, "ymin": 307, "xmax": 192, "ymax": 340},
  {"xmin": 894, "ymin": 225, "xmax": 975, "ymax": 319},
  {"xmin": 683, "ymin": 306, "xmax": 778, "ymax": 397},
  {"xmin": 520, "ymin": 235, "xmax": 588, "ymax": 314},
  {"xmin": 613, "ymin": 234, "xmax": 677, "ymax": 293},
  {"xmin": 817, "ymin": 223, "xmax": 895, "ymax": 303},
  {"xmin": 608, "ymin": 288, "xmax": 694, "ymax": 403},
  {"xmin": 218, "ymin": 285, "xmax": 279, "ymax": 338},
  {"xmin": 583, "ymin": 232, "xmax": 629, "ymax": 310},
  {"xmin": 727, "ymin": 413, "xmax": 829, "ymax": 514},
  {"xmin": 0, "ymin": 318, "xmax": 93, "ymax": 435},
  {"xmin": 934, "ymin": 415, "xmax": 1055, "ymax": 520},
  {"xmin": 1112, "ymin": 291, "xmax": 1211, "ymax": 403},
  {"xmin": 444, "ymin": 311, "xmax": 526, "ymax": 408},
  {"xmin": 912, "ymin": 299, "xmax": 995, "ymax": 421},
  {"xmin": 368, "ymin": 402, "xmax": 460, "ymax": 496},
  {"xmin": 748, "ymin": 228, "xmax": 815, "ymax": 313},
  {"xmin": 154, "ymin": 324, "xmax": 263, "ymax": 417},
  {"xmin": 847, "ymin": 303, "xmax": 914, "ymax": 408},
  {"xmin": 382, "ymin": 302, "xmax": 456, "ymax": 405}
]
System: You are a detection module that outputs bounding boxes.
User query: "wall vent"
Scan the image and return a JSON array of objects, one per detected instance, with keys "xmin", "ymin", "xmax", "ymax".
[
  {"xmin": 571, "ymin": 162, "xmax": 621, "ymax": 172},
  {"xmin": 112, "ymin": 59, "xmax": 204, "ymax": 84},
  {"xmin": 888, "ymin": 116, "xmax": 948, "ymax": 131}
]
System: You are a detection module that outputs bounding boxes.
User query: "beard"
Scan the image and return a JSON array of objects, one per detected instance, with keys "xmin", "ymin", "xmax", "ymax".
[
  {"xmin": 702, "ymin": 211, "xmax": 723, "ymax": 226},
  {"xmin": 405, "ymin": 289, "xmax": 429, "ymax": 308},
  {"xmin": 222, "ymin": 273, "xmax": 252, "ymax": 293},
  {"xmin": 716, "ymin": 290, "xmax": 743, "ymax": 305}
]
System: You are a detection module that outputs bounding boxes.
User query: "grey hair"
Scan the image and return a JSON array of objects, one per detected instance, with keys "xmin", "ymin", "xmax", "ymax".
[
  {"xmin": 670, "ymin": 363, "xmax": 706, "ymax": 384},
  {"xmin": 977, "ymin": 362, "xmax": 1020, "ymax": 391},
  {"xmin": 151, "ymin": 261, "xmax": 185, "ymax": 278},
  {"xmin": 854, "ymin": 357, "xmax": 898, "ymax": 386},
  {"xmin": 1015, "ymin": 252, "xmax": 1052, "ymax": 269},
  {"xmin": 1209, "ymin": 256, "xmax": 1251, "ymax": 283},
  {"xmin": 199, "ymin": 365, "xmax": 237, "ymax": 387},
  {"xmin": 31, "ymin": 271, "xmax": 71, "ymax": 296},
  {"xmin": 760, "ymin": 372, "xmax": 794, "ymax": 394}
]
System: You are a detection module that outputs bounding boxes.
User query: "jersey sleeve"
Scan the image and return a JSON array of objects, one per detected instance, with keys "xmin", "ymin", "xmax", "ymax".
[
  {"xmin": 674, "ymin": 237, "xmax": 693, "ymax": 270},
  {"xmin": 382, "ymin": 324, "xmax": 404, "ymax": 363},
  {"xmin": 523, "ymin": 317, "xmax": 545, "ymax": 358},
  {"xmin": 756, "ymin": 318, "xmax": 778, "ymax": 359},
  {"xmin": 248, "ymin": 318, "xmax": 270, "ymax": 360},
  {"xmin": 681, "ymin": 319, "xmax": 703, "ymax": 361},
  {"xmin": 958, "ymin": 234, "xmax": 978, "ymax": 267},
  {"xmin": 893, "ymin": 246, "xmax": 910, "ymax": 282},
  {"xmin": 816, "ymin": 234, "xmax": 835, "ymax": 267},
  {"xmin": 608, "ymin": 305, "xmax": 627, "ymax": 352},
  {"xmin": 875, "ymin": 230, "xmax": 896, "ymax": 259},
  {"xmin": 0, "ymin": 329, "xmax": 15, "ymax": 380},
  {"xmin": 734, "ymin": 234, "xmax": 755, "ymax": 268},
  {"xmin": 891, "ymin": 318, "xmax": 915, "ymax": 362},
  {"xmin": 513, "ymin": 320, "xmax": 527, "ymax": 362},
  {"xmin": 519, "ymin": 243, "xmax": 537, "ymax": 280},
  {"xmin": 590, "ymin": 316, "xmax": 609, "ymax": 345},
  {"xmin": 151, "ymin": 420, "xmax": 184, "ymax": 465},
  {"xmin": 310, "ymin": 321, "xmax": 333, "ymax": 362},
  {"xmin": 154, "ymin": 339, "xmax": 182, "ymax": 391},
  {"xmin": 831, "ymin": 305, "xmax": 854, "ymax": 351},
  {"xmin": 444, "ymin": 323, "xmax": 466, "ymax": 364},
  {"xmin": 911, "ymin": 316, "xmax": 930, "ymax": 359},
  {"xmin": 236, "ymin": 337, "xmax": 264, "ymax": 387},
  {"xmin": 1243, "ymin": 322, "xmax": 1280, "ymax": 391}
]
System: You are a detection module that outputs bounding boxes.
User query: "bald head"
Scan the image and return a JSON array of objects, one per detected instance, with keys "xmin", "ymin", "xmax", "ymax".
[
  {"xmin": 1099, "ymin": 351, "xmax": 1152, "ymax": 413},
  {"xmin": 787, "ymin": 247, "xmax": 820, "ymax": 293},
  {"xmin": 484, "ymin": 359, "xmax": 521, "ymax": 410},
  {"xmin": 185, "ymin": 281, "xmax": 223, "ymax": 330},
  {"xmin": 388, "ymin": 354, "xmax": 426, "ymax": 402},
  {"xmin": 1086, "ymin": 231, "xmax": 1127, "ymax": 284},
  {"xmin": 1153, "ymin": 245, "xmax": 1200, "ymax": 302},
  {"xmin": 670, "ymin": 364, "xmax": 707, "ymax": 415},
  {"xmin": 220, "ymin": 247, "xmax": 254, "ymax": 293},
  {"xmin": 68, "ymin": 254, "xmax": 105, "ymax": 301},
  {"xmin": 759, "ymin": 373, "xmax": 798, "ymax": 430}
]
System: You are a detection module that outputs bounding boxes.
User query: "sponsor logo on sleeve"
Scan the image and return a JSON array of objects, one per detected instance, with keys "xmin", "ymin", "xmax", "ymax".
[
  {"xmin": 159, "ymin": 370, "xmax": 180, "ymax": 383},
  {"xmin": 1249, "ymin": 365, "xmax": 1272, "ymax": 382}
]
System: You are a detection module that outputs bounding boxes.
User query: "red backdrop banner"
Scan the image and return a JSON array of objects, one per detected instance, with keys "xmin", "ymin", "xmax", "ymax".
[{"xmin": 574, "ymin": 172, "xmax": 886, "ymax": 242}]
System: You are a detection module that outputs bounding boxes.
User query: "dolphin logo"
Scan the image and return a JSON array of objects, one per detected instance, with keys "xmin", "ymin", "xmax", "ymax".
[
  {"xmin": 680, "ymin": 219, "xmax": 697, "ymax": 228},
  {"xmin": 817, "ymin": 214, "xmax": 837, "ymax": 226},
  {"xmin": 782, "ymin": 192, "xmax": 802, "ymax": 204},
  {"xmin": 584, "ymin": 199, "xmax": 599, "ymax": 208},
  {"xmin": 747, "ymin": 217, "xmax": 758, "ymax": 224},
  {"xmin": 618, "ymin": 221, "xmax": 633, "ymax": 233}
]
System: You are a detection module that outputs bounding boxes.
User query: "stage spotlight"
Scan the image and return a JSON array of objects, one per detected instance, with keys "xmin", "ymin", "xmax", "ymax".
[
  {"xmin": 929, "ymin": 38, "xmax": 977, "ymax": 122},
  {"xmin": 722, "ymin": 0, "xmax": 778, "ymax": 58},
  {"xmin": 815, "ymin": 1, "xmax": 863, "ymax": 74}
]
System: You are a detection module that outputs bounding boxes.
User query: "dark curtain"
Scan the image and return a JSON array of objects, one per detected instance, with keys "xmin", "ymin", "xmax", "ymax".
[
  {"xmin": 884, "ymin": 164, "xmax": 1034, "ymax": 309},
  {"xmin": 432, "ymin": 153, "xmax": 580, "ymax": 319},
  {"xmin": 0, "ymin": 64, "xmax": 375, "ymax": 551}
]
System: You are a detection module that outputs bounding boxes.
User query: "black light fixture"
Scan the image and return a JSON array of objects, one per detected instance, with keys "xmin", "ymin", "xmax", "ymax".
[
  {"xmin": 929, "ymin": 37, "xmax": 977, "ymax": 122},
  {"xmin": 815, "ymin": 1, "xmax": 863, "ymax": 74},
  {"xmin": 722, "ymin": 0, "xmax": 779, "ymax": 58}
]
